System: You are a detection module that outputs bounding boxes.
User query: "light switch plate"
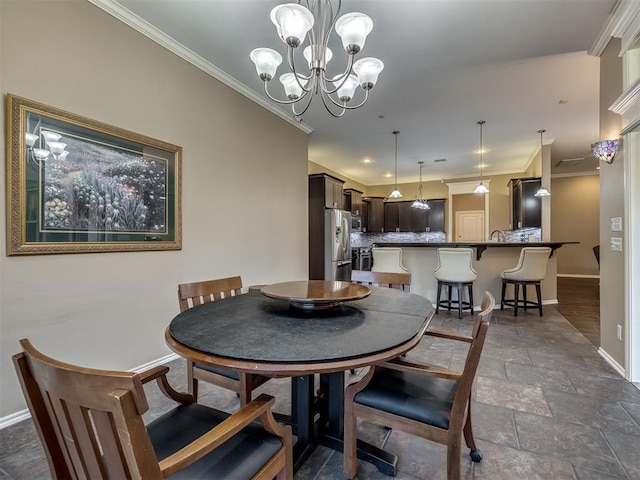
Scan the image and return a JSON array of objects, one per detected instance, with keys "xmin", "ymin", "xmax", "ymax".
[
  {"xmin": 611, "ymin": 217, "xmax": 622, "ymax": 232},
  {"xmin": 611, "ymin": 237, "xmax": 623, "ymax": 252}
]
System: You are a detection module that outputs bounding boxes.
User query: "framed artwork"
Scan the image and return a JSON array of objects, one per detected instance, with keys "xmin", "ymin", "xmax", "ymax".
[{"xmin": 6, "ymin": 94, "xmax": 182, "ymax": 255}]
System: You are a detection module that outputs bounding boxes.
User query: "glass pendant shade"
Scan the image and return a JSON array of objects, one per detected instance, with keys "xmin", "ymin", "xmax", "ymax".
[
  {"xmin": 303, "ymin": 45, "xmax": 332, "ymax": 68},
  {"xmin": 335, "ymin": 12, "xmax": 373, "ymax": 53},
  {"xmin": 280, "ymin": 73, "xmax": 306, "ymax": 99},
  {"xmin": 270, "ymin": 3, "xmax": 314, "ymax": 47},
  {"xmin": 352, "ymin": 57, "xmax": 384, "ymax": 89},
  {"xmin": 474, "ymin": 182, "xmax": 489, "ymax": 194},
  {"xmin": 334, "ymin": 74, "xmax": 359, "ymax": 101},
  {"xmin": 389, "ymin": 188, "xmax": 402, "ymax": 198},
  {"xmin": 250, "ymin": 48, "xmax": 283, "ymax": 80},
  {"xmin": 534, "ymin": 186, "xmax": 550, "ymax": 197},
  {"xmin": 592, "ymin": 139, "xmax": 618, "ymax": 164}
]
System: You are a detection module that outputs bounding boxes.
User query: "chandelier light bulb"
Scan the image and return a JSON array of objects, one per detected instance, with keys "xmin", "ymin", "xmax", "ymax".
[
  {"xmin": 41, "ymin": 130, "xmax": 61, "ymax": 144},
  {"xmin": 303, "ymin": 45, "xmax": 332, "ymax": 69},
  {"xmin": 352, "ymin": 57, "xmax": 384, "ymax": 89},
  {"xmin": 33, "ymin": 148, "xmax": 50, "ymax": 161},
  {"xmin": 25, "ymin": 132, "xmax": 38, "ymax": 147},
  {"xmin": 250, "ymin": 48, "xmax": 283, "ymax": 81},
  {"xmin": 334, "ymin": 74, "xmax": 359, "ymax": 102},
  {"xmin": 280, "ymin": 73, "xmax": 306, "ymax": 99}
]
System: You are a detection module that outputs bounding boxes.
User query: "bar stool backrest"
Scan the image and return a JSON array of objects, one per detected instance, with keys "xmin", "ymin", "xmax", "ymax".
[
  {"xmin": 434, "ymin": 248, "xmax": 477, "ymax": 283},
  {"xmin": 371, "ymin": 247, "xmax": 409, "ymax": 273},
  {"xmin": 504, "ymin": 247, "xmax": 552, "ymax": 281}
]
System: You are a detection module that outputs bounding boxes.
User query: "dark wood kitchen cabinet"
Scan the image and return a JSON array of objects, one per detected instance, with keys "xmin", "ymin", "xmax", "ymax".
[
  {"xmin": 384, "ymin": 202, "xmax": 400, "ymax": 232},
  {"xmin": 508, "ymin": 178, "xmax": 541, "ymax": 229},
  {"xmin": 383, "ymin": 199, "xmax": 446, "ymax": 232},
  {"xmin": 426, "ymin": 198, "xmax": 446, "ymax": 232},
  {"xmin": 309, "ymin": 173, "xmax": 344, "ymax": 210},
  {"xmin": 366, "ymin": 197, "xmax": 385, "ymax": 232},
  {"xmin": 343, "ymin": 188, "xmax": 363, "ymax": 216}
]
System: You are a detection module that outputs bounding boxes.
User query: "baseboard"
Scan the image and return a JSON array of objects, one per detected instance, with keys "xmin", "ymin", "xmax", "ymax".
[
  {"xmin": 598, "ymin": 347, "xmax": 626, "ymax": 378},
  {"xmin": 0, "ymin": 352, "xmax": 181, "ymax": 430},
  {"xmin": 557, "ymin": 274, "xmax": 600, "ymax": 279}
]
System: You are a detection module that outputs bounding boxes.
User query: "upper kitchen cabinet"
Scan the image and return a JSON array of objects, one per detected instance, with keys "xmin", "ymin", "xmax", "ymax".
[
  {"xmin": 366, "ymin": 197, "xmax": 385, "ymax": 232},
  {"xmin": 508, "ymin": 177, "xmax": 541, "ymax": 229},
  {"xmin": 309, "ymin": 173, "xmax": 344, "ymax": 210},
  {"xmin": 343, "ymin": 188, "xmax": 363, "ymax": 216},
  {"xmin": 426, "ymin": 198, "xmax": 446, "ymax": 232},
  {"xmin": 383, "ymin": 199, "xmax": 446, "ymax": 232}
]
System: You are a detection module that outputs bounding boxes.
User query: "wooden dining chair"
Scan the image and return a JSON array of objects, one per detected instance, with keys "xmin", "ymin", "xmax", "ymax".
[
  {"xmin": 13, "ymin": 338, "xmax": 293, "ymax": 480},
  {"xmin": 351, "ymin": 269, "xmax": 411, "ymax": 291},
  {"xmin": 343, "ymin": 291, "xmax": 495, "ymax": 480},
  {"xmin": 178, "ymin": 276, "xmax": 272, "ymax": 405}
]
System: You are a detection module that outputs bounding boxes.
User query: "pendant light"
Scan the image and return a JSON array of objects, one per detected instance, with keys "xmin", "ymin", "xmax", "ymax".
[
  {"xmin": 473, "ymin": 120, "xmax": 489, "ymax": 194},
  {"xmin": 411, "ymin": 161, "xmax": 429, "ymax": 209},
  {"xmin": 535, "ymin": 129, "xmax": 551, "ymax": 197},
  {"xmin": 389, "ymin": 130, "xmax": 402, "ymax": 198}
]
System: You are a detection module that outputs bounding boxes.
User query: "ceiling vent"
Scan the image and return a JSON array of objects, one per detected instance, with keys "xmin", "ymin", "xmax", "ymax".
[
  {"xmin": 555, "ymin": 157, "xmax": 584, "ymax": 167},
  {"xmin": 433, "ymin": 158, "xmax": 447, "ymax": 163}
]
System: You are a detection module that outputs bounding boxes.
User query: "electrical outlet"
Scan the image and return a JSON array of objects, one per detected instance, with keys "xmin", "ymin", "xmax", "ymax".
[{"xmin": 617, "ymin": 324, "xmax": 623, "ymax": 341}]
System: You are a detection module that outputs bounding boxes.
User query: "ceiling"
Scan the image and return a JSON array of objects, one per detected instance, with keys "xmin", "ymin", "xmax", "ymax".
[{"xmin": 102, "ymin": 0, "xmax": 616, "ymax": 185}]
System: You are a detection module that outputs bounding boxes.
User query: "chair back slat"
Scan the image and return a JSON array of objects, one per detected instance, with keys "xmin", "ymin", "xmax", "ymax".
[
  {"xmin": 13, "ymin": 339, "xmax": 161, "ymax": 480},
  {"xmin": 351, "ymin": 270, "xmax": 411, "ymax": 291},
  {"xmin": 178, "ymin": 276, "xmax": 243, "ymax": 312}
]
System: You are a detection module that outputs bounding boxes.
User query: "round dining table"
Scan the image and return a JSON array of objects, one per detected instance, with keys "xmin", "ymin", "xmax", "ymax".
[{"xmin": 166, "ymin": 282, "xmax": 435, "ymax": 475}]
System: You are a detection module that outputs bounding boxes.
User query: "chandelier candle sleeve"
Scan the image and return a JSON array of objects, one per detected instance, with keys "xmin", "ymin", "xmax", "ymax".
[{"xmin": 250, "ymin": 1, "xmax": 384, "ymax": 118}]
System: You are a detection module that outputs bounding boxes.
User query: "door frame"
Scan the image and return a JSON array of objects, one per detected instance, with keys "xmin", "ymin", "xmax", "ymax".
[{"xmin": 445, "ymin": 180, "xmax": 491, "ymax": 242}]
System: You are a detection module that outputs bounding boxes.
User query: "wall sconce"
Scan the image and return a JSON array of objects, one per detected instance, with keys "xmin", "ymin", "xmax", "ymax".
[{"xmin": 591, "ymin": 139, "xmax": 619, "ymax": 164}]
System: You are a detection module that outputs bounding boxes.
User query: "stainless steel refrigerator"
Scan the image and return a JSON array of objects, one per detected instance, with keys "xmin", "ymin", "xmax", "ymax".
[{"xmin": 324, "ymin": 209, "xmax": 352, "ymax": 281}]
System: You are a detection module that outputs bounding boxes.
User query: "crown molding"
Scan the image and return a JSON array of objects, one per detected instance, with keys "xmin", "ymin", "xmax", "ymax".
[
  {"xmin": 611, "ymin": 76, "xmax": 640, "ymax": 115},
  {"xmin": 87, "ymin": 0, "xmax": 313, "ymax": 134},
  {"xmin": 588, "ymin": 0, "xmax": 640, "ymax": 57}
]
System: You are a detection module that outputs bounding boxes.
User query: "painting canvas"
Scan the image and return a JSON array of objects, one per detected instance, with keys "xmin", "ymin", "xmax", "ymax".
[{"xmin": 6, "ymin": 94, "xmax": 182, "ymax": 255}]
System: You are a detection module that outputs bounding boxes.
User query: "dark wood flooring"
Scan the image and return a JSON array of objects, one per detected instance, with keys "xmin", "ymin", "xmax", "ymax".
[{"xmin": 556, "ymin": 276, "xmax": 600, "ymax": 347}]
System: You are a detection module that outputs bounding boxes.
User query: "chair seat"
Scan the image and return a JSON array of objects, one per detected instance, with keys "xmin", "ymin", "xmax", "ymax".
[
  {"xmin": 194, "ymin": 363, "xmax": 263, "ymax": 382},
  {"xmin": 148, "ymin": 403, "xmax": 283, "ymax": 479},
  {"xmin": 354, "ymin": 368, "xmax": 458, "ymax": 430}
]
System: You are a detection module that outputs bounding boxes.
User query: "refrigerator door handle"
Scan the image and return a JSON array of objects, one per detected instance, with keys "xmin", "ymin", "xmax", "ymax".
[{"xmin": 338, "ymin": 260, "xmax": 352, "ymax": 266}]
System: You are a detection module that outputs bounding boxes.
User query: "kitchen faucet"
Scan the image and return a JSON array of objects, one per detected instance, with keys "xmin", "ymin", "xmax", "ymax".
[{"xmin": 490, "ymin": 230, "xmax": 506, "ymax": 242}]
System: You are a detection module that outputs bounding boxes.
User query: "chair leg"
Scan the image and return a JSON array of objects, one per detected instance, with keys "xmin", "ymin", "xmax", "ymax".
[
  {"xmin": 463, "ymin": 395, "xmax": 482, "ymax": 463},
  {"xmin": 514, "ymin": 283, "xmax": 519, "ymax": 316},
  {"xmin": 436, "ymin": 281, "xmax": 442, "ymax": 314},
  {"xmin": 468, "ymin": 283, "xmax": 474, "ymax": 315},
  {"xmin": 457, "ymin": 283, "xmax": 463, "ymax": 319},
  {"xmin": 446, "ymin": 431, "xmax": 462, "ymax": 480},
  {"xmin": 187, "ymin": 361, "xmax": 198, "ymax": 402},
  {"xmin": 239, "ymin": 374, "xmax": 252, "ymax": 407},
  {"xmin": 536, "ymin": 282, "xmax": 543, "ymax": 316},
  {"xmin": 447, "ymin": 285, "xmax": 453, "ymax": 311},
  {"xmin": 343, "ymin": 403, "xmax": 358, "ymax": 479},
  {"xmin": 500, "ymin": 281, "xmax": 506, "ymax": 311},
  {"xmin": 523, "ymin": 283, "xmax": 528, "ymax": 311}
]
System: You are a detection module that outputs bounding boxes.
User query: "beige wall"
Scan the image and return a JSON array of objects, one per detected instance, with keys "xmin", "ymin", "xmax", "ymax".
[
  {"xmin": 308, "ymin": 160, "xmax": 368, "ymax": 192},
  {"xmin": 550, "ymin": 175, "xmax": 600, "ymax": 275},
  {"xmin": 0, "ymin": 1, "xmax": 309, "ymax": 417},
  {"xmin": 598, "ymin": 38, "xmax": 625, "ymax": 366}
]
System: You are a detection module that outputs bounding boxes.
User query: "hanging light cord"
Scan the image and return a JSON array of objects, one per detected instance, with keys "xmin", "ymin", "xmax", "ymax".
[
  {"xmin": 394, "ymin": 130, "xmax": 399, "ymax": 189},
  {"xmin": 478, "ymin": 120, "xmax": 485, "ymax": 179}
]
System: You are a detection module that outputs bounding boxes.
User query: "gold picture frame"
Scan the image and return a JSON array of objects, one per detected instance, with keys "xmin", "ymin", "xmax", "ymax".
[{"xmin": 6, "ymin": 94, "xmax": 182, "ymax": 255}]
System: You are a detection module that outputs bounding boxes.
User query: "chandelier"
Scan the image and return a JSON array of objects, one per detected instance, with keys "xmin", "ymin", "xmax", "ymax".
[
  {"xmin": 249, "ymin": 1, "xmax": 384, "ymax": 118},
  {"xmin": 25, "ymin": 121, "xmax": 69, "ymax": 167},
  {"xmin": 411, "ymin": 161, "xmax": 429, "ymax": 210},
  {"xmin": 474, "ymin": 120, "xmax": 489, "ymax": 194}
]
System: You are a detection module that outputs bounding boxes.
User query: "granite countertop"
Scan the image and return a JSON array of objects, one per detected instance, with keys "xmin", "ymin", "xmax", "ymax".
[{"xmin": 372, "ymin": 241, "xmax": 579, "ymax": 260}]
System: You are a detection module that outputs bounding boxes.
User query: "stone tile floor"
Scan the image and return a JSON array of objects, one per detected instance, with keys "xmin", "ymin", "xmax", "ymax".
[{"xmin": 2, "ymin": 305, "xmax": 640, "ymax": 479}]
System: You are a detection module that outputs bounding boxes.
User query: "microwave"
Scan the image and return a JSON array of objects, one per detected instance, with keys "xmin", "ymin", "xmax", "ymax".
[{"xmin": 351, "ymin": 215, "xmax": 362, "ymax": 232}]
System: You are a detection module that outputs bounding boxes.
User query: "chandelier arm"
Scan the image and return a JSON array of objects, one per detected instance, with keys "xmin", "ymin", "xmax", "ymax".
[
  {"xmin": 291, "ymin": 87, "xmax": 318, "ymax": 117},
  {"xmin": 287, "ymin": 48, "xmax": 314, "ymax": 89},
  {"xmin": 320, "ymin": 0, "xmax": 340, "ymax": 53},
  {"xmin": 318, "ymin": 88, "xmax": 348, "ymax": 117},
  {"xmin": 323, "ymin": 88, "xmax": 370, "ymax": 110},
  {"xmin": 319, "ymin": 54, "xmax": 355, "ymax": 94},
  {"xmin": 262, "ymin": 81, "xmax": 312, "ymax": 105}
]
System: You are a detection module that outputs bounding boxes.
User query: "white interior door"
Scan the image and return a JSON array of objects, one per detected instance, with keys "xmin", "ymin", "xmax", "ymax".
[{"xmin": 456, "ymin": 210, "xmax": 485, "ymax": 242}]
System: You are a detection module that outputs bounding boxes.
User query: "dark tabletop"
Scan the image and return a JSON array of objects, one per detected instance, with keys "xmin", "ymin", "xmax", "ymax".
[{"xmin": 168, "ymin": 287, "xmax": 432, "ymax": 364}]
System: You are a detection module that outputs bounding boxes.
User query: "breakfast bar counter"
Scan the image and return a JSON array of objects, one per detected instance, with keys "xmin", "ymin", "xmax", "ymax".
[{"xmin": 372, "ymin": 242, "xmax": 578, "ymax": 309}]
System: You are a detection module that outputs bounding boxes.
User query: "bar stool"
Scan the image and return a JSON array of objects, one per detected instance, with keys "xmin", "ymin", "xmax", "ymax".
[
  {"xmin": 371, "ymin": 247, "xmax": 409, "ymax": 273},
  {"xmin": 434, "ymin": 248, "xmax": 477, "ymax": 319},
  {"xmin": 500, "ymin": 247, "xmax": 551, "ymax": 316}
]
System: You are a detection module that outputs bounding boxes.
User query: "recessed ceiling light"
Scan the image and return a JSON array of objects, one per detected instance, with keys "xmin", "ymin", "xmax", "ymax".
[
  {"xmin": 384, "ymin": 173, "xmax": 392, "ymax": 178},
  {"xmin": 363, "ymin": 158, "xmax": 372, "ymax": 163},
  {"xmin": 475, "ymin": 148, "xmax": 488, "ymax": 154}
]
